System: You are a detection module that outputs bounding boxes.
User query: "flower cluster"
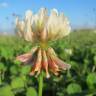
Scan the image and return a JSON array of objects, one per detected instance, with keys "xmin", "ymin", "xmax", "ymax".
[
  {"xmin": 16, "ymin": 8, "xmax": 71, "ymax": 43},
  {"xmin": 16, "ymin": 8, "xmax": 71, "ymax": 78}
]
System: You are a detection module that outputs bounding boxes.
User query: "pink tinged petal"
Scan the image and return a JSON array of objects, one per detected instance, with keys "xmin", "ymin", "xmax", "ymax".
[
  {"xmin": 34, "ymin": 49, "xmax": 42, "ymax": 71},
  {"xmin": 47, "ymin": 50, "xmax": 59, "ymax": 71},
  {"xmin": 54, "ymin": 57, "xmax": 71, "ymax": 70},
  {"xmin": 16, "ymin": 52, "xmax": 32, "ymax": 63},
  {"xmin": 29, "ymin": 60, "xmax": 37, "ymax": 76},
  {"xmin": 25, "ymin": 46, "xmax": 38, "ymax": 64},
  {"xmin": 16, "ymin": 46, "xmax": 38, "ymax": 63},
  {"xmin": 42, "ymin": 50, "xmax": 50, "ymax": 78},
  {"xmin": 30, "ymin": 49, "xmax": 42, "ymax": 76},
  {"xmin": 48, "ymin": 47, "xmax": 71, "ymax": 70},
  {"xmin": 48, "ymin": 55, "xmax": 59, "ymax": 76},
  {"xmin": 47, "ymin": 47, "xmax": 60, "ymax": 71}
]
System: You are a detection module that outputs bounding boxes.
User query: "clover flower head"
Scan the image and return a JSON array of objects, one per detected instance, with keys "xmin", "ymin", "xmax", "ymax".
[{"xmin": 16, "ymin": 8, "xmax": 71, "ymax": 78}]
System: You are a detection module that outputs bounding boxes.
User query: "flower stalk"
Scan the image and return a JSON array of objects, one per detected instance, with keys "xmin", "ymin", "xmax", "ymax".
[{"xmin": 38, "ymin": 71, "xmax": 43, "ymax": 96}]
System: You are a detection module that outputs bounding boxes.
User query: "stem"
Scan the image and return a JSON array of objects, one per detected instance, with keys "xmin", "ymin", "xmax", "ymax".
[
  {"xmin": 38, "ymin": 72, "xmax": 43, "ymax": 96},
  {"xmin": 92, "ymin": 65, "xmax": 96, "ymax": 72},
  {"xmin": 0, "ymin": 71, "xmax": 2, "ymax": 85}
]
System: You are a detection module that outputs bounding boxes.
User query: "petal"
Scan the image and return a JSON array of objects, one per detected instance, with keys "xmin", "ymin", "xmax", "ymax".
[
  {"xmin": 40, "ymin": 27, "xmax": 48, "ymax": 41},
  {"xmin": 54, "ymin": 57, "xmax": 71, "ymax": 70},
  {"xmin": 20, "ymin": 21, "xmax": 25, "ymax": 32},
  {"xmin": 25, "ymin": 10, "xmax": 33, "ymax": 20},
  {"xmin": 51, "ymin": 8, "xmax": 58, "ymax": 16},
  {"xmin": 24, "ymin": 10, "xmax": 34, "ymax": 42},
  {"xmin": 24, "ymin": 30, "xmax": 33, "ymax": 41},
  {"xmin": 30, "ymin": 48, "xmax": 42, "ymax": 76},
  {"xmin": 15, "ymin": 17, "xmax": 19, "ymax": 26},
  {"xmin": 47, "ymin": 47, "xmax": 71, "ymax": 70},
  {"xmin": 58, "ymin": 14, "xmax": 71, "ymax": 38},
  {"xmin": 47, "ymin": 9, "xmax": 71, "ymax": 40},
  {"xmin": 47, "ymin": 47, "xmax": 57, "ymax": 57},
  {"xmin": 33, "ymin": 8, "xmax": 48, "ymax": 31},
  {"xmin": 16, "ymin": 46, "xmax": 38, "ymax": 64},
  {"xmin": 15, "ymin": 17, "xmax": 23, "ymax": 37},
  {"xmin": 47, "ymin": 9, "xmax": 59, "ymax": 40},
  {"xmin": 18, "ymin": 21, "xmax": 25, "ymax": 38},
  {"xmin": 16, "ymin": 52, "xmax": 32, "ymax": 63},
  {"xmin": 38, "ymin": 8, "xmax": 48, "ymax": 21},
  {"xmin": 47, "ymin": 54, "xmax": 59, "ymax": 76},
  {"xmin": 42, "ymin": 50, "xmax": 50, "ymax": 78}
]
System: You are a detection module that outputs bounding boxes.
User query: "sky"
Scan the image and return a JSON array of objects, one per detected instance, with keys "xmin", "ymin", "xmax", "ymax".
[{"xmin": 0, "ymin": 0, "xmax": 96, "ymax": 33}]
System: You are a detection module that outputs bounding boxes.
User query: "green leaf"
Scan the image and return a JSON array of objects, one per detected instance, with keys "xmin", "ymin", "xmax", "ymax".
[
  {"xmin": 0, "ymin": 85, "xmax": 14, "ymax": 96},
  {"xmin": 1, "ymin": 48, "xmax": 13, "ymax": 59},
  {"xmin": 86, "ymin": 73, "xmax": 96, "ymax": 88},
  {"xmin": 86, "ymin": 94, "xmax": 94, "ymax": 96},
  {"xmin": 0, "ymin": 63, "xmax": 5, "ymax": 71},
  {"xmin": 26, "ymin": 87, "xmax": 37, "ymax": 96},
  {"xmin": 10, "ymin": 65, "xmax": 19, "ymax": 75},
  {"xmin": 11, "ymin": 77, "xmax": 25, "ymax": 89},
  {"xmin": 67, "ymin": 83, "xmax": 82, "ymax": 94},
  {"xmin": 20, "ymin": 65, "xmax": 31, "ymax": 75},
  {"xmin": 14, "ymin": 60, "xmax": 21, "ymax": 65}
]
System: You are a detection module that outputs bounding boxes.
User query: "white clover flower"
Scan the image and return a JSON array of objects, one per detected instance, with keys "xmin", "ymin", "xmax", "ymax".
[
  {"xmin": 16, "ymin": 8, "xmax": 71, "ymax": 43},
  {"xmin": 16, "ymin": 8, "xmax": 71, "ymax": 78}
]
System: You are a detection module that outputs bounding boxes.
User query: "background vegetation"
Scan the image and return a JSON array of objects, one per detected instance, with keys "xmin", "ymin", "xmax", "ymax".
[{"xmin": 0, "ymin": 29, "xmax": 96, "ymax": 96}]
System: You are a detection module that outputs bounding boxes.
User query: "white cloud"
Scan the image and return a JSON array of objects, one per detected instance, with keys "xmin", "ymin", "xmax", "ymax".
[{"xmin": 0, "ymin": 2, "xmax": 8, "ymax": 8}]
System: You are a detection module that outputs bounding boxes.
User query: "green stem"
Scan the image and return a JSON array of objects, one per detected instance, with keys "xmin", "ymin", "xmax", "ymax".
[
  {"xmin": 0, "ymin": 71, "xmax": 2, "ymax": 85},
  {"xmin": 38, "ymin": 72, "xmax": 43, "ymax": 96}
]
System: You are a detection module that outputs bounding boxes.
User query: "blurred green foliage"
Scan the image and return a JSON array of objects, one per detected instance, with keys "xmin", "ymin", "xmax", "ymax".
[{"xmin": 0, "ymin": 29, "xmax": 96, "ymax": 96}]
